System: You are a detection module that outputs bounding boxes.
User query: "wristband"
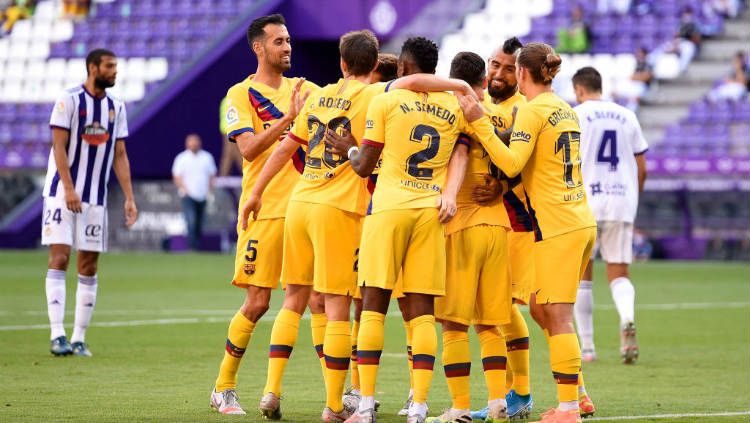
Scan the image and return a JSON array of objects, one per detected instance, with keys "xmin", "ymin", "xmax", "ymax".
[{"xmin": 347, "ymin": 146, "xmax": 359, "ymax": 159}]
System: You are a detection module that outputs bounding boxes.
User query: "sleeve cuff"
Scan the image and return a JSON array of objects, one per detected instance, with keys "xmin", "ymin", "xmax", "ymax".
[
  {"xmin": 362, "ymin": 139, "xmax": 384, "ymax": 148},
  {"xmin": 228, "ymin": 127, "xmax": 254, "ymax": 142},
  {"xmin": 288, "ymin": 132, "xmax": 308, "ymax": 145},
  {"xmin": 634, "ymin": 148, "xmax": 648, "ymax": 155},
  {"xmin": 50, "ymin": 125, "xmax": 70, "ymax": 131},
  {"xmin": 456, "ymin": 133, "xmax": 472, "ymax": 148},
  {"xmin": 116, "ymin": 137, "xmax": 128, "ymax": 142}
]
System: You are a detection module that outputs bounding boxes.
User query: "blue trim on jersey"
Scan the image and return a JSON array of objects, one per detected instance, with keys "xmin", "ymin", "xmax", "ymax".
[
  {"xmin": 227, "ymin": 127, "xmax": 254, "ymax": 141},
  {"xmin": 81, "ymin": 97, "xmax": 101, "ymax": 203},
  {"xmin": 95, "ymin": 97, "xmax": 115, "ymax": 206},
  {"xmin": 50, "ymin": 92, "xmax": 86, "ymax": 197},
  {"xmin": 384, "ymin": 79, "xmax": 395, "ymax": 92},
  {"xmin": 525, "ymin": 195, "xmax": 543, "ymax": 242}
]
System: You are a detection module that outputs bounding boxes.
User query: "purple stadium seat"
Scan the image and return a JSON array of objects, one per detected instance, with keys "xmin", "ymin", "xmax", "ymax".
[{"xmin": 733, "ymin": 100, "xmax": 750, "ymax": 121}]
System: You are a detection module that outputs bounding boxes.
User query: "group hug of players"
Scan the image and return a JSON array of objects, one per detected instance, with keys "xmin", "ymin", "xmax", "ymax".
[{"xmin": 209, "ymin": 11, "xmax": 648, "ymax": 423}]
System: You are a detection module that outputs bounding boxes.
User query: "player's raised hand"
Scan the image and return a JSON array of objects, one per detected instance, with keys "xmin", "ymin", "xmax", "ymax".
[
  {"xmin": 457, "ymin": 93, "xmax": 484, "ymax": 122},
  {"xmin": 288, "ymin": 78, "xmax": 311, "ymax": 120},
  {"xmin": 64, "ymin": 186, "xmax": 82, "ymax": 213},
  {"xmin": 240, "ymin": 193, "xmax": 262, "ymax": 230},
  {"xmin": 472, "ymin": 174, "xmax": 502, "ymax": 206},
  {"xmin": 437, "ymin": 193, "xmax": 458, "ymax": 224},
  {"xmin": 124, "ymin": 199, "xmax": 138, "ymax": 228},
  {"xmin": 324, "ymin": 128, "xmax": 356, "ymax": 156}
]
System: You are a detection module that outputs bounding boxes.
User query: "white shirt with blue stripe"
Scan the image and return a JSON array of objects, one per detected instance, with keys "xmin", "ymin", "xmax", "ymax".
[{"xmin": 43, "ymin": 85, "xmax": 129, "ymax": 207}]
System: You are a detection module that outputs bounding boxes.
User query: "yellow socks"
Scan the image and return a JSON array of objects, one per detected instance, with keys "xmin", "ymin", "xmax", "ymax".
[
  {"xmin": 350, "ymin": 318, "xmax": 360, "ymax": 390},
  {"xmin": 501, "ymin": 304, "xmax": 531, "ymax": 395},
  {"xmin": 263, "ymin": 308, "xmax": 301, "ymax": 396},
  {"xmin": 324, "ymin": 320, "xmax": 351, "ymax": 412},
  {"xmin": 311, "ymin": 313, "xmax": 328, "ymax": 378},
  {"xmin": 442, "ymin": 330, "xmax": 471, "ymax": 409},
  {"xmin": 549, "ymin": 333, "xmax": 581, "ymax": 403},
  {"xmin": 404, "ymin": 320, "xmax": 414, "ymax": 392},
  {"xmin": 410, "ymin": 315, "xmax": 437, "ymax": 404},
  {"xmin": 215, "ymin": 311, "xmax": 256, "ymax": 391},
  {"xmin": 478, "ymin": 327, "xmax": 508, "ymax": 401},
  {"xmin": 578, "ymin": 369, "xmax": 588, "ymax": 396},
  {"xmin": 357, "ymin": 311, "xmax": 385, "ymax": 397}
]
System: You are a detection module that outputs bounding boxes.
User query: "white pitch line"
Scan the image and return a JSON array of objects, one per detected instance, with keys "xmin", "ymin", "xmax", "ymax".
[
  {"xmin": 1, "ymin": 301, "xmax": 747, "ymax": 317},
  {"xmin": 588, "ymin": 410, "xmax": 750, "ymax": 421},
  {"xmin": 1, "ymin": 302, "xmax": 749, "ymax": 331}
]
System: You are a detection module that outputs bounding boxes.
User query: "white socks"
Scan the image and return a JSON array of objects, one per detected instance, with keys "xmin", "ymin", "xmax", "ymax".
[
  {"xmin": 45, "ymin": 269, "xmax": 67, "ymax": 340},
  {"xmin": 408, "ymin": 401, "xmax": 429, "ymax": 417},
  {"xmin": 71, "ymin": 274, "xmax": 98, "ymax": 344},
  {"xmin": 558, "ymin": 400, "xmax": 579, "ymax": 411},
  {"xmin": 610, "ymin": 277, "xmax": 635, "ymax": 326},
  {"xmin": 359, "ymin": 396, "xmax": 375, "ymax": 413},
  {"xmin": 574, "ymin": 280, "xmax": 595, "ymax": 351}
]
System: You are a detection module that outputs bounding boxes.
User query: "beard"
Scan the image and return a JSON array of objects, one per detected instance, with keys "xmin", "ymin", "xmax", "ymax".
[
  {"xmin": 94, "ymin": 77, "xmax": 115, "ymax": 89},
  {"xmin": 488, "ymin": 79, "xmax": 517, "ymax": 101}
]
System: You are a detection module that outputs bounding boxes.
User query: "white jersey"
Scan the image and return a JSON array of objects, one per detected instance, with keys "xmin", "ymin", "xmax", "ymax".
[
  {"xmin": 575, "ymin": 100, "xmax": 648, "ymax": 223},
  {"xmin": 44, "ymin": 85, "xmax": 129, "ymax": 207}
]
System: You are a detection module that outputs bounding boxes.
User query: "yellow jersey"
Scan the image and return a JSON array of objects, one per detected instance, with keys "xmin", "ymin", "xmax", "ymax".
[
  {"xmin": 470, "ymin": 91, "xmax": 595, "ymax": 241},
  {"xmin": 288, "ymin": 79, "xmax": 387, "ymax": 215},
  {"xmin": 481, "ymin": 91, "xmax": 534, "ymax": 233},
  {"xmin": 224, "ymin": 75, "xmax": 320, "ymax": 220},
  {"xmin": 362, "ymin": 89, "xmax": 476, "ymax": 214}
]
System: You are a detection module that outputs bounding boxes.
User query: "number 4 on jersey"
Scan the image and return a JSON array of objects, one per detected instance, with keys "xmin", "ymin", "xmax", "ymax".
[{"xmin": 597, "ymin": 130, "xmax": 619, "ymax": 171}]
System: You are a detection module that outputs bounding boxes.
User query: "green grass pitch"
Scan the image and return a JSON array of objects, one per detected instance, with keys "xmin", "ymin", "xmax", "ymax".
[{"xmin": 0, "ymin": 251, "xmax": 748, "ymax": 422}]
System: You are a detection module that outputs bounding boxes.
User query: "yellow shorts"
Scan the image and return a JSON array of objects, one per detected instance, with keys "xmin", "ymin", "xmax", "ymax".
[
  {"xmin": 232, "ymin": 218, "xmax": 285, "ymax": 289},
  {"xmin": 435, "ymin": 225, "xmax": 512, "ymax": 326},
  {"xmin": 353, "ymin": 273, "xmax": 405, "ymax": 300},
  {"xmin": 358, "ymin": 208, "xmax": 445, "ymax": 296},
  {"xmin": 508, "ymin": 231, "xmax": 535, "ymax": 304},
  {"xmin": 533, "ymin": 227, "xmax": 596, "ymax": 304},
  {"xmin": 281, "ymin": 202, "xmax": 361, "ymax": 295}
]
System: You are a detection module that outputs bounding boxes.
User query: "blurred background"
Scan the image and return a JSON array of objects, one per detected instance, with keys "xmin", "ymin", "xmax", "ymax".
[{"xmin": 0, "ymin": 0, "xmax": 748, "ymax": 260}]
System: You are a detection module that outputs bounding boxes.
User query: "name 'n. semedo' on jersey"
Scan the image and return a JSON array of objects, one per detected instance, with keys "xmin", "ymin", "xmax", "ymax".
[{"xmin": 362, "ymin": 89, "xmax": 473, "ymax": 214}]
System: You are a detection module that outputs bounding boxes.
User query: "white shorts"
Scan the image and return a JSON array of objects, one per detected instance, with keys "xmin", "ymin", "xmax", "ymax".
[
  {"xmin": 592, "ymin": 221, "xmax": 633, "ymax": 264},
  {"xmin": 41, "ymin": 196, "xmax": 108, "ymax": 252}
]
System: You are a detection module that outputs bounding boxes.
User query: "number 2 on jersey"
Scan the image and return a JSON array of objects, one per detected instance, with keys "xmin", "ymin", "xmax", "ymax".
[
  {"xmin": 597, "ymin": 130, "xmax": 619, "ymax": 171},
  {"xmin": 406, "ymin": 124, "xmax": 440, "ymax": 180},
  {"xmin": 555, "ymin": 131, "xmax": 583, "ymax": 188}
]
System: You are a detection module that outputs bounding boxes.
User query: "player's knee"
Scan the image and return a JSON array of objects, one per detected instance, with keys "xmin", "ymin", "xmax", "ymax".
[
  {"xmin": 48, "ymin": 252, "xmax": 69, "ymax": 270},
  {"xmin": 443, "ymin": 320, "xmax": 469, "ymax": 332},
  {"xmin": 529, "ymin": 303, "xmax": 545, "ymax": 327},
  {"xmin": 78, "ymin": 261, "xmax": 97, "ymax": 276},
  {"xmin": 241, "ymin": 301, "xmax": 269, "ymax": 322}
]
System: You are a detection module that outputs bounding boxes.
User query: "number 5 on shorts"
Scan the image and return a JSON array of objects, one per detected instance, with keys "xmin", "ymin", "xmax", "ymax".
[{"xmin": 245, "ymin": 239, "xmax": 258, "ymax": 262}]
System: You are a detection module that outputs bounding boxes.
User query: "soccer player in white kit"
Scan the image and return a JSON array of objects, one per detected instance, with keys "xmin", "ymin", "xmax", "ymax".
[
  {"xmin": 42, "ymin": 49, "xmax": 137, "ymax": 357},
  {"xmin": 571, "ymin": 67, "xmax": 648, "ymax": 365}
]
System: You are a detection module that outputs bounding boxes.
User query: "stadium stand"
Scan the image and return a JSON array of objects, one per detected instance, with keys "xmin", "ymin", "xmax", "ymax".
[{"xmin": 0, "ymin": 0, "xmax": 748, "ymax": 259}]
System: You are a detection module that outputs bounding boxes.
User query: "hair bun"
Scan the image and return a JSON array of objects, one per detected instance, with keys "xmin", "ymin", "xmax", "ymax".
[
  {"xmin": 545, "ymin": 53, "xmax": 562, "ymax": 67},
  {"xmin": 542, "ymin": 53, "xmax": 562, "ymax": 83}
]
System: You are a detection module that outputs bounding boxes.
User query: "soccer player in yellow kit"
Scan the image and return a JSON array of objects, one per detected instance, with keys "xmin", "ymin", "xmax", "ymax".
[
  {"xmin": 324, "ymin": 37, "xmax": 501, "ymax": 423},
  {"xmin": 240, "ymin": 32, "xmax": 478, "ymax": 421},
  {"xmin": 459, "ymin": 42, "xmax": 596, "ymax": 423},
  {"xmin": 209, "ymin": 14, "xmax": 321, "ymax": 416},
  {"xmin": 426, "ymin": 51, "xmax": 513, "ymax": 423},
  {"xmin": 470, "ymin": 37, "xmax": 535, "ymax": 421}
]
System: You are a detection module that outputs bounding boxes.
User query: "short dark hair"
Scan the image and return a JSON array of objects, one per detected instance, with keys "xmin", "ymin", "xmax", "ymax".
[
  {"xmin": 449, "ymin": 52, "xmax": 485, "ymax": 88},
  {"xmin": 400, "ymin": 36, "xmax": 438, "ymax": 74},
  {"xmin": 375, "ymin": 53, "xmax": 398, "ymax": 81},
  {"xmin": 572, "ymin": 66, "xmax": 603, "ymax": 93},
  {"xmin": 339, "ymin": 30, "xmax": 379, "ymax": 76},
  {"xmin": 85, "ymin": 49, "xmax": 116, "ymax": 74},
  {"xmin": 247, "ymin": 14, "xmax": 286, "ymax": 46},
  {"xmin": 502, "ymin": 37, "xmax": 523, "ymax": 55}
]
